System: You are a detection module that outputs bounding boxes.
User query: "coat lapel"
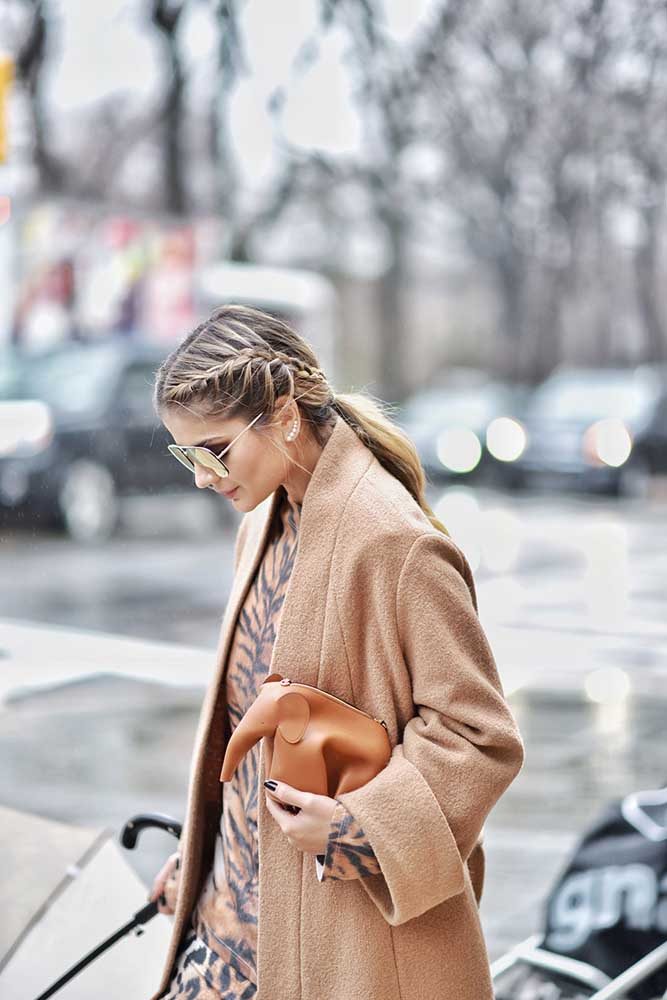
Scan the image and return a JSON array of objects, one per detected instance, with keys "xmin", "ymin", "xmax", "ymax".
[{"xmin": 267, "ymin": 415, "xmax": 373, "ymax": 688}]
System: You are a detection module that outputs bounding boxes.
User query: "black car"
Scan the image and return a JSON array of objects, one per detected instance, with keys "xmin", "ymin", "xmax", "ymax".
[
  {"xmin": 0, "ymin": 339, "xmax": 221, "ymax": 541},
  {"xmin": 510, "ymin": 365, "xmax": 667, "ymax": 496},
  {"xmin": 397, "ymin": 372, "xmax": 529, "ymax": 484}
]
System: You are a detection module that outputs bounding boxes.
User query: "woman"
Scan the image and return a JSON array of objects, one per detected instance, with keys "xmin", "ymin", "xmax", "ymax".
[{"xmin": 148, "ymin": 304, "xmax": 524, "ymax": 1000}]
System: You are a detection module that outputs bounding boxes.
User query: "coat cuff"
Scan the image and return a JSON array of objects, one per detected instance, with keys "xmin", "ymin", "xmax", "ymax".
[{"xmin": 337, "ymin": 749, "xmax": 466, "ymax": 925}]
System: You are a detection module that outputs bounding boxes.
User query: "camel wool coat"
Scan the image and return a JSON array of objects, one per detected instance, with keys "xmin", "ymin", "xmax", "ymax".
[{"xmin": 151, "ymin": 415, "xmax": 525, "ymax": 1000}]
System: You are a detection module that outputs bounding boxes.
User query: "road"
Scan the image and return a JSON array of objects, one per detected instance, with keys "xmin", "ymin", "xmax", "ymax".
[{"xmin": 1, "ymin": 484, "xmax": 666, "ymax": 963}]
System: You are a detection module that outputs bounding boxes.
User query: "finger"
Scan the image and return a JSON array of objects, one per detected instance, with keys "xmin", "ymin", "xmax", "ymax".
[
  {"xmin": 149, "ymin": 861, "xmax": 178, "ymax": 902},
  {"xmin": 157, "ymin": 892, "xmax": 174, "ymax": 915},
  {"xmin": 263, "ymin": 780, "xmax": 311, "ymax": 809},
  {"xmin": 265, "ymin": 791, "xmax": 293, "ymax": 832},
  {"xmin": 149, "ymin": 881, "xmax": 164, "ymax": 902},
  {"xmin": 149, "ymin": 851, "xmax": 179, "ymax": 903}
]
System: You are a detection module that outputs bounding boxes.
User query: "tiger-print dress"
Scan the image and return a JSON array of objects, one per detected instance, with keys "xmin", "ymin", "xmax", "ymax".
[{"xmin": 162, "ymin": 490, "xmax": 380, "ymax": 1000}]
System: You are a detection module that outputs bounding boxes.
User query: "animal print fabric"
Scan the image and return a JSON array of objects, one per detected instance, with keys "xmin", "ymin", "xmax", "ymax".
[
  {"xmin": 161, "ymin": 927, "xmax": 256, "ymax": 1000},
  {"xmin": 317, "ymin": 801, "xmax": 383, "ymax": 881},
  {"xmin": 164, "ymin": 489, "xmax": 379, "ymax": 998}
]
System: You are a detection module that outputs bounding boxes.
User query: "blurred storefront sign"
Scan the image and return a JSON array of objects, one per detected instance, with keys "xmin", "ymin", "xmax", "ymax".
[
  {"xmin": 7, "ymin": 203, "xmax": 339, "ymax": 361},
  {"xmin": 10, "ymin": 202, "xmax": 206, "ymax": 349},
  {"xmin": 0, "ymin": 53, "xmax": 13, "ymax": 165}
]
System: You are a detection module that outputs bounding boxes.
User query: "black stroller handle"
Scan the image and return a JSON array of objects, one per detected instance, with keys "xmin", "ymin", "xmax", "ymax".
[
  {"xmin": 33, "ymin": 813, "xmax": 182, "ymax": 1000},
  {"xmin": 33, "ymin": 900, "xmax": 160, "ymax": 1000},
  {"xmin": 121, "ymin": 812, "xmax": 183, "ymax": 849}
]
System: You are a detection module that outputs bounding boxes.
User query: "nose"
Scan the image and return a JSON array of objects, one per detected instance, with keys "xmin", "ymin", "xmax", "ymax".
[{"xmin": 193, "ymin": 462, "xmax": 218, "ymax": 490}]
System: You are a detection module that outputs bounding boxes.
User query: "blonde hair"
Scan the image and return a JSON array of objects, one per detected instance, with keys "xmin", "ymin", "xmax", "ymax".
[{"xmin": 154, "ymin": 305, "xmax": 447, "ymax": 535}]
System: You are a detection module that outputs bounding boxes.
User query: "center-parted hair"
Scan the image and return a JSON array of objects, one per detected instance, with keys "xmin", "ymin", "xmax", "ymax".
[{"xmin": 153, "ymin": 304, "xmax": 447, "ymax": 535}]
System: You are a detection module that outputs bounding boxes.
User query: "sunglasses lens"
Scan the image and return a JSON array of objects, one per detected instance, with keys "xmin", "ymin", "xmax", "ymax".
[
  {"xmin": 168, "ymin": 445, "xmax": 230, "ymax": 478},
  {"xmin": 192, "ymin": 448, "xmax": 227, "ymax": 475},
  {"xmin": 168, "ymin": 446, "xmax": 196, "ymax": 473}
]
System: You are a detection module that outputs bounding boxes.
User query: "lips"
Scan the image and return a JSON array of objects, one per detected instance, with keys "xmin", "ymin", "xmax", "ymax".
[{"xmin": 222, "ymin": 486, "xmax": 239, "ymax": 499}]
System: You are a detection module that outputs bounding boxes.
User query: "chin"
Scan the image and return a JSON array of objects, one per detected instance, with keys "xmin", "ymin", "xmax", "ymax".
[
  {"xmin": 238, "ymin": 487, "xmax": 276, "ymax": 513},
  {"xmin": 234, "ymin": 492, "xmax": 255, "ymax": 513}
]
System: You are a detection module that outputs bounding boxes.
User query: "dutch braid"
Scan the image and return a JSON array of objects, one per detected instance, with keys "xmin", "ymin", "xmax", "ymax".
[{"xmin": 162, "ymin": 347, "xmax": 327, "ymax": 407}]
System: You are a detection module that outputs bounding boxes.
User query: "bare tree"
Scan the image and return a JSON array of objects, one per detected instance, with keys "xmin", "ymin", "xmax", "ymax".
[
  {"xmin": 292, "ymin": 0, "xmax": 467, "ymax": 402},
  {"xmin": 15, "ymin": 0, "xmax": 62, "ymax": 189},
  {"xmin": 208, "ymin": 0, "xmax": 245, "ymax": 233},
  {"xmin": 151, "ymin": 0, "xmax": 188, "ymax": 214},
  {"xmin": 615, "ymin": 0, "xmax": 667, "ymax": 362},
  {"xmin": 419, "ymin": 0, "xmax": 619, "ymax": 378}
]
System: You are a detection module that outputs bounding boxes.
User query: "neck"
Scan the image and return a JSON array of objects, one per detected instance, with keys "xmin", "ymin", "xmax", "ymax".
[{"xmin": 282, "ymin": 421, "xmax": 335, "ymax": 506}]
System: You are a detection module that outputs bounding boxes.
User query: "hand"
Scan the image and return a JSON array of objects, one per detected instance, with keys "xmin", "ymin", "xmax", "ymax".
[
  {"xmin": 264, "ymin": 781, "xmax": 337, "ymax": 855},
  {"xmin": 148, "ymin": 850, "xmax": 180, "ymax": 915}
]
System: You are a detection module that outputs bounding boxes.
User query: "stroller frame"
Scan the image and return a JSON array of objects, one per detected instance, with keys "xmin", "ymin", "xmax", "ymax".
[{"xmin": 492, "ymin": 934, "xmax": 667, "ymax": 999}]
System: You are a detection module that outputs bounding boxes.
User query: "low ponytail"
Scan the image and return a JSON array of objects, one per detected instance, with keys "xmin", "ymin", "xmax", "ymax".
[{"xmin": 332, "ymin": 393, "xmax": 449, "ymax": 537}]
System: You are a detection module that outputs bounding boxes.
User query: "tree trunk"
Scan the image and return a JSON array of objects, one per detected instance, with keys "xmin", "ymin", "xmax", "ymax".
[
  {"xmin": 495, "ymin": 248, "xmax": 525, "ymax": 380},
  {"xmin": 164, "ymin": 44, "xmax": 185, "ymax": 215},
  {"xmin": 634, "ymin": 202, "xmax": 665, "ymax": 362},
  {"xmin": 376, "ymin": 214, "xmax": 407, "ymax": 404},
  {"xmin": 18, "ymin": 0, "xmax": 63, "ymax": 191}
]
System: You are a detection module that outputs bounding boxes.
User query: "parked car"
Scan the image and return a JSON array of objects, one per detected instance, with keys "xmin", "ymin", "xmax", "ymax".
[
  {"xmin": 509, "ymin": 364, "xmax": 667, "ymax": 496},
  {"xmin": 397, "ymin": 370, "xmax": 529, "ymax": 484},
  {"xmin": 0, "ymin": 339, "xmax": 221, "ymax": 542}
]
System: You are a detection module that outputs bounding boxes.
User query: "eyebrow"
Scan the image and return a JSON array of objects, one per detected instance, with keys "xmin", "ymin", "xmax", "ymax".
[{"xmin": 190, "ymin": 436, "xmax": 228, "ymax": 449}]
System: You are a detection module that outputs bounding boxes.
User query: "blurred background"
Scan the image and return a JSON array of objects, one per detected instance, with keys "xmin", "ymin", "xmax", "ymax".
[{"xmin": 1, "ymin": 0, "xmax": 666, "ymax": 993}]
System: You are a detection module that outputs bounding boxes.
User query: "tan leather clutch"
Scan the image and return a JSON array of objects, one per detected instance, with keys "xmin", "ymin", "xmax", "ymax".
[{"xmin": 219, "ymin": 672, "xmax": 392, "ymax": 797}]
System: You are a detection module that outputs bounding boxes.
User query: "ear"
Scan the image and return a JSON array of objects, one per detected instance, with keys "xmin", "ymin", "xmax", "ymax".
[
  {"xmin": 277, "ymin": 692, "xmax": 310, "ymax": 744},
  {"xmin": 263, "ymin": 673, "xmax": 283, "ymax": 685},
  {"xmin": 274, "ymin": 394, "xmax": 298, "ymax": 435}
]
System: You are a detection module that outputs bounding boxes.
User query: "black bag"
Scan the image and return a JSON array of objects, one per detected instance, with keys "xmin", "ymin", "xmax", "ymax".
[{"xmin": 543, "ymin": 785, "xmax": 667, "ymax": 1000}]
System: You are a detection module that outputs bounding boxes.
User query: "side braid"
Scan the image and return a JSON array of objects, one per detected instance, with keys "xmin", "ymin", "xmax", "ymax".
[
  {"xmin": 157, "ymin": 335, "xmax": 328, "ymax": 411},
  {"xmin": 247, "ymin": 347, "xmax": 325, "ymax": 383}
]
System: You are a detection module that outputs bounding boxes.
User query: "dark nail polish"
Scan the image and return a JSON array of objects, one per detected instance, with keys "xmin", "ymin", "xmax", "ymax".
[
  {"xmin": 159, "ymin": 893, "xmax": 166, "ymax": 906},
  {"xmin": 264, "ymin": 780, "xmax": 277, "ymax": 791}
]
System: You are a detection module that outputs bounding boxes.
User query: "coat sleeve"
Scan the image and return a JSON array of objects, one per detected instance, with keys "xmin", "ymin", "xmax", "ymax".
[{"xmin": 336, "ymin": 532, "xmax": 525, "ymax": 926}]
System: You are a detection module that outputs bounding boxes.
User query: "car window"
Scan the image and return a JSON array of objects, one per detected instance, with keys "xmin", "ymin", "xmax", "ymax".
[
  {"xmin": 0, "ymin": 344, "xmax": 120, "ymax": 414},
  {"xmin": 529, "ymin": 371, "xmax": 660, "ymax": 423},
  {"xmin": 400, "ymin": 384, "xmax": 513, "ymax": 428}
]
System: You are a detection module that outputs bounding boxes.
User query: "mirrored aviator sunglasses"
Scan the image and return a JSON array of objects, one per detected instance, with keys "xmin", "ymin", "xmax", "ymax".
[{"xmin": 167, "ymin": 444, "xmax": 230, "ymax": 478}]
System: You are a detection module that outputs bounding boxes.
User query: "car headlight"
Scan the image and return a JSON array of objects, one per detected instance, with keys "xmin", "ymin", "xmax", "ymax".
[
  {"xmin": 582, "ymin": 418, "xmax": 632, "ymax": 468},
  {"xmin": 436, "ymin": 428, "xmax": 482, "ymax": 474},
  {"xmin": 485, "ymin": 417, "xmax": 527, "ymax": 462},
  {"xmin": 0, "ymin": 400, "xmax": 54, "ymax": 457}
]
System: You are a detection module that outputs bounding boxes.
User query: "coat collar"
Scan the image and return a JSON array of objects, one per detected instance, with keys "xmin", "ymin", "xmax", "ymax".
[{"xmin": 230, "ymin": 414, "xmax": 374, "ymax": 687}]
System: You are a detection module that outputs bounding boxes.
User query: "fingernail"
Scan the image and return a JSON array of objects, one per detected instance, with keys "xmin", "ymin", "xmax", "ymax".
[
  {"xmin": 264, "ymin": 780, "xmax": 277, "ymax": 791},
  {"xmin": 159, "ymin": 893, "xmax": 166, "ymax": 906}
]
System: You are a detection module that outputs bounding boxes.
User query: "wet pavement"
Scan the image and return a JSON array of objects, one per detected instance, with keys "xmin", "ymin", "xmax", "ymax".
[{"xmin": 1, "ymin": 485, "xmax": 666, "ymax": 963}]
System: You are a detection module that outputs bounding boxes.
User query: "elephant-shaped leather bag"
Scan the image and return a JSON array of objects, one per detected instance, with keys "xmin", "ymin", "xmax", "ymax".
[{"xmin": 219, "ymin": 673, "xmax": 392, "ymax": 797}]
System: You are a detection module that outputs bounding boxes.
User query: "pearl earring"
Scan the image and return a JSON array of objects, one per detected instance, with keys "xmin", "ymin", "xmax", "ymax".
[{"xmin": 286, "ymin": 419, "xmax": 298, "ymax": 442}]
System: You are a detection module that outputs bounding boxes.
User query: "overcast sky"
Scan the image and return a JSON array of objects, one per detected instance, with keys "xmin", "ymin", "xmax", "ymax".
[{"xmin": 44, "ymin": 0, "xmax": 433, "ymax": 188}]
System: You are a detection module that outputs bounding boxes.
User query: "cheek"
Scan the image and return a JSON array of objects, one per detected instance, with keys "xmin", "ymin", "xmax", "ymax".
[{"xmin": 237, "ymin": 441, "xmax": 287, "ymax": 494}]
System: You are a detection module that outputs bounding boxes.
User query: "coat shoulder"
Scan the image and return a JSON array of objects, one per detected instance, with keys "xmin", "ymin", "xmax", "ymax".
[{"xmin": 339, "ymin": 458, "xmax": 470, "ymax": 581}]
